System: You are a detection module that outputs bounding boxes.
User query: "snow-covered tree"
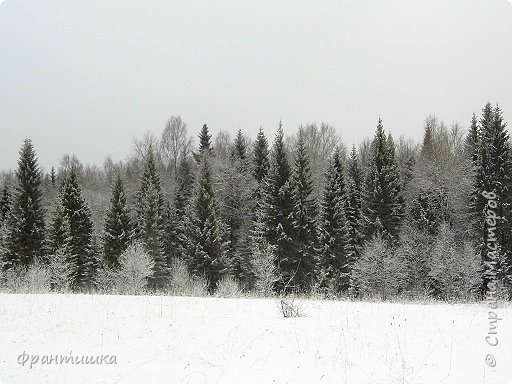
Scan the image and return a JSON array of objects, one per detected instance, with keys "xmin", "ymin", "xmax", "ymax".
[
  {"xmin": 61, "ymin": 169, "xmax": 98, "ymax": 290},
  {"xmin": 289, "ymin": 130, "xmax": 318, "ymax": 291},
  {"xmin": 103, "ymin": 173, "xmax": 132, "ymax": 268},
  {"xmin": 3, "ymin": 139, "xmax": 46, "ymax": 269},
  {"xmin": 136, "ymin": 147, "xmax": 167, "ymax": 289},
  {"xmin": 182, "ymin": 154, "xmax": 227, "ymax": 292},
  {"xmin": 346, "ymin": 145, "xmax": 364, "ymax": 264},
  {"xmin": 318, "ymin": 150, "xmax": 350, "ymax": 293},
  {"xmin": 363, "ymin": 119, "xmax": 404, "ymax": 242},
  {"xmin": 261, "ymin": 122, "xmax": 296, "ymax": 292}
]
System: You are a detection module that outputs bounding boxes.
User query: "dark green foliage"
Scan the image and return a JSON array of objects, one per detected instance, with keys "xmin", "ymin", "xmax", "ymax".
[
  {"xmin": 261, "ymin": 122, "xmax": 296, "ymax": 292},
  {"xmin": 182, "ymin": 154, "xmax": 227, "ymax": 292},
  {"xmin": 175, "ymin": 155, "xmax": 195, "ymax": 219},
  {"xmin": 471, "ymin": 103, "xmax": 512, "ymax": 293},
  {"xmin": 253, "ymin": 127, "xmax": 270, "ymax": 184},
  {"xmin": 103, "ymin": 173, "xmax": 132, "ymax": 268},
  {"xmin": 346, "ymin": 145, "xmax": 364, "ymax": 263},
  {"xmin": 199, "ymin": 124, "xmax": 212, "ymax": 154},
  {"xmin": 162, "ymin": 201, "xmax": 180, "ymax": 269},
  {"xmin": 48, "ymin": 203, "xmax": 69, "ymax": 255},
  {"xmin": 0, "ymin": 185, "xmax": 11, "ymax": 224},
  {"xmin": 318, "ymin": 150, "xmax": 350, "ymax": 292},
  {"xmin": 363, "ymin": 119, "xmax": 404, "ymax": 242},
  {"xmin": 221, "ymin": 133, "xmax": 256, "ymax": 288},
  {"xmin": 61, "ymin": 169, "xmax": 97, "ymax": 290},
  {"xmin": 3, "ymin": 139, "xmax": 46, "ymax": 269},
  {"xmin": 136, "ymin": 147, "xmax": 167, "ymax": 289},
  {"xmin": 232, "ymin": 129, "xmax": 248, "ymax": 161},
  {"xmin": 289, "ymin": 130, "xmax": 318, "ymax": 291},
  {"xmin": 465, "ymin": 113, "xmax": 480, "ymax": 162},
  {"xmin": 50, "ymin": 166, "xmax": 56, "ymax": 186}
]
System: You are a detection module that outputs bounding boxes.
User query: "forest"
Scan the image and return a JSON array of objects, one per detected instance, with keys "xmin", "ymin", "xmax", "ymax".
[{"xmin": 0, "ymin": 102, "xmax": 510, "ymax": 301}]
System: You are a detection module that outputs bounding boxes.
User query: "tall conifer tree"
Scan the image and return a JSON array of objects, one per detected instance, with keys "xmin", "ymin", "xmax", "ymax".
[
  {"xmin": 103, "ymin": 173, "xmax": 132, "ymax": 268},
  {"xmin": 4, "ymin": 139, "xmax": 46, "ymax": 269}
]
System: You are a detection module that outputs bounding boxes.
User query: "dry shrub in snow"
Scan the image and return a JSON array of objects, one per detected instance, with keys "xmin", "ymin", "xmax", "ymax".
[
  {"xmin": 215, "ymin": 275, "xmax": 241, "ymax": 298},
  {"xmin": 351, "ymin": 235, "xmax": 408, "ymax": 299},
  {"xmin": 428, "ymin": 224, "xmax": 481, "ymax": 299},
  {"xmin": 47, "ymin": 248, "xmax": 72, "ymax": 292},
  {"xmin": 1, "ymin": 262, "xmax": 51, "ymax": 294},
  {"xmin": 251, "ymin": 237, "xmax": 280, "ymax": 296},
  {"xmin": 115, "ymin": 242, "xmax": 154, "ymax": 295},
  {"xmin": 168, "ymin": 257, "xmax": 208, "ymax": 296},
  {"xmin": 278, "ymin": 295, "xmax": 305, "ymax": 318}
]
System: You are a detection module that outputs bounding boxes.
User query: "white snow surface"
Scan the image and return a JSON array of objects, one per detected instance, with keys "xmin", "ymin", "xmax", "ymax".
[{"xmin": 0, "ymin": 294, "xmax": 511, "ymax": 384}]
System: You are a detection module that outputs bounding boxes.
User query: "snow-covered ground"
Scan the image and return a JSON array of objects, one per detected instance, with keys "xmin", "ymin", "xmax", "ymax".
[{"xmin": 0, "ymin": 294, "xmax": 510, "ymax": 384}]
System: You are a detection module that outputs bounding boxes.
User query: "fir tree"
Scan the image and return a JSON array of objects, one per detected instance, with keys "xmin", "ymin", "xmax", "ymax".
[
  {"xmin": 50, "ymin": 166, "xmax": 56, "ymax": 186},
  {"xmin": 253, "ymin": 127, "xmax": 270, "ymax": 184},
  {"xmin": 363, "ymin": 119, "xmax": 404, "ymax": 242},
  {"xmin": 175, "ymin": 154, "xmax": 195, "ymax": 219},
  {"xmin": 221, "ymin": 134, "xmax": 256, "ymax": 288},
  {"xmin": 182, "ymin": 154, "xmax": 227, "ymax": 292},
  {"xmin": 318, "ymin": 150, "xmax": 350, "ymax": 292},
  {"xmin": 48, "ymin": 203, "xmax": 69, "ymax": 255},
  {"xmin": 289, "ymin": 130, "xmax": 318, "ymax": 291},
  {"xmin": 0, "ymin": 185, "xmax": 11, "ymax": 225},
  {"xmin": 465, "ymin": 113, "xmax": 480, "ymax": 163},
  {"xmin": 346, "ymin": 145, "xmax": 364, "ymax": 263},
  {"xmin": 162, "ymin": 201, "xmax": 180, "ymax": 269},
  {"xmin": 4, "ymin": 139, "xmax": 46, "ymax": 269},
  {"xmin": 136, "ymin": 147, "xmax": 167, "ymax": 289},
  {"xmin": 261, "ymin": 122, "xmax": 296, "ymax": 292},
  {"xmin": 61, "ymin": 169, "xmax": 97, "ymax": 290},
  {"xmin": 198, "ymin": 124, "xmax": 212, "ymax": 154},
  {"xmin": 232, "ymin": 129, "xmax": 247, "ymax": 161},
  {"xmin": 103, "ymin": 173, "xmax": 132, "ymax": 268},
  {"xmin": 472, "ymin": 103, "xmax": 512, "ymax": 293}
]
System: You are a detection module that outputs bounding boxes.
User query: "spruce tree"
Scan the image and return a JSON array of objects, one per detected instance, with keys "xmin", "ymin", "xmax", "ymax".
[
  {"xmin": 232, "ymin": 129, "xmax": 247, "ymax": 161},
  {"xmin": 198, "ymin": 124, "xmax": 212, "ymax": 154},
  {"xmin": 4, "ymin": 139, "xmax": 46, "ymax": 269},
  {"xmin": 162, "ymin": 201, "xmax": 180, "ymax": 269},
  {"xmin": 136, "ymin": 147, "xmax": 167, "ymax": 289},
  {"xmin": 48, "ymin": 203, "xmax": 69, "ymax": 255},
  {"xmin": 103, "ymin": 173, "xmax": 132, "ymax": 268},
  {"xmin": 182, "ymin": 154, "xmax": 226, "ymax": 292},
  {"xmin": 175, "ymin": 154, "xmax": 195, "ymax": 219},
  {"xmin": 346, "ymin": 145, "xmax": 364, "ymax": 263},
  {"xmin": 289, "ymin": 130, "xmax": 318, "ymax": 291},
  {"xmin": 472, "ymin": 103, "xmax": 512, "ymax": 293},
  {"xmin": 261, "ymin": 122, "xmax": 296, "ymax": 291},
  {"xmin": 221, "ymin": 133, "xmax": 256, "ymax": 288},
  {"xmin": 0, "ymin": 186, "xmax": 11, "ymax": 225},
  {"xmin": 465, "ymin": 113, "xmax": 480, "ymax": 162},
  {"xmin": 50, "ymin": 166, "xmax": 56, "ymax": 186},
  {"xmin": 363, "ymin": 119, "xmax": 404, "ymax": 242},
  {"xmin": 318, "ymin": 150, "xmax": 350, "ymax": 292},
  {"xmin": 61, "ymin": 169, "xmax": 97, "ymax": 290},
  {"xmin": 253, "ymin": 127, "xmax": 270, "ymax": 184}
]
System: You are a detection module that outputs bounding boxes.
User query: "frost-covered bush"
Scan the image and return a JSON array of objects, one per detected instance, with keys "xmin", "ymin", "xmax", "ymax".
[
  {"xmin": 428, "ymin": 224, "xmax": 481, "ymax": 299},
  {"xmin": 215, "ymin": 275, "xmax": 241, "ymax": 298},
  {"xmin": 251, "ymin": 237, "xmax": 279, "ymax": 296},
  {"xmin": 1, "ymin": 262, "xmax": 51, "ymax": 294},
  {"xmin": 168, "ymin": 257, "xmax": 208, "ymax": 297},
  {"xmin": 47, "ymin": 248, "xmax": 72, "ymax": 292},
  {"xmin": 351, "ymin": 236, "xmax": 408, "ymax": 299},
  {"xmin": 115, "ymin": 242, "xmax": 154, "ymax": 295}
]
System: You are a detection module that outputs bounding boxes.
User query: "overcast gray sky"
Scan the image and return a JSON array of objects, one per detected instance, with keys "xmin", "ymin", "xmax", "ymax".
[{"xmin": 1, "ymin": 0, "xmax": 512, "ymax": 171}]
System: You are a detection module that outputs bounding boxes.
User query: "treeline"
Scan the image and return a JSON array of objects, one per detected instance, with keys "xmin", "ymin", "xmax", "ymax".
[{"xmin": 0, "ymin": 104, "xmax": 510, "ymax": 299}]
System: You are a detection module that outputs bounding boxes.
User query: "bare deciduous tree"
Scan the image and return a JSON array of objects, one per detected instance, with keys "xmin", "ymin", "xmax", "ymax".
[{"xmin": 160, "ymin": 115, "xmax": 192, "ymax": 180}]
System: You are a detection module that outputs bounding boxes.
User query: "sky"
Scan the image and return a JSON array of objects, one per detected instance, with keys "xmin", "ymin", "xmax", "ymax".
[{"xmin": 1, "ymin": 0, "xmax": 512, "ymax": 171}]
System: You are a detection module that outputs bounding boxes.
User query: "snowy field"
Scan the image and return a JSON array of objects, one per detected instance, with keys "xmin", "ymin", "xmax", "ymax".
[{"xmin": 0, "ymin": 294, "xmax": 511, "ymax": 384}]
